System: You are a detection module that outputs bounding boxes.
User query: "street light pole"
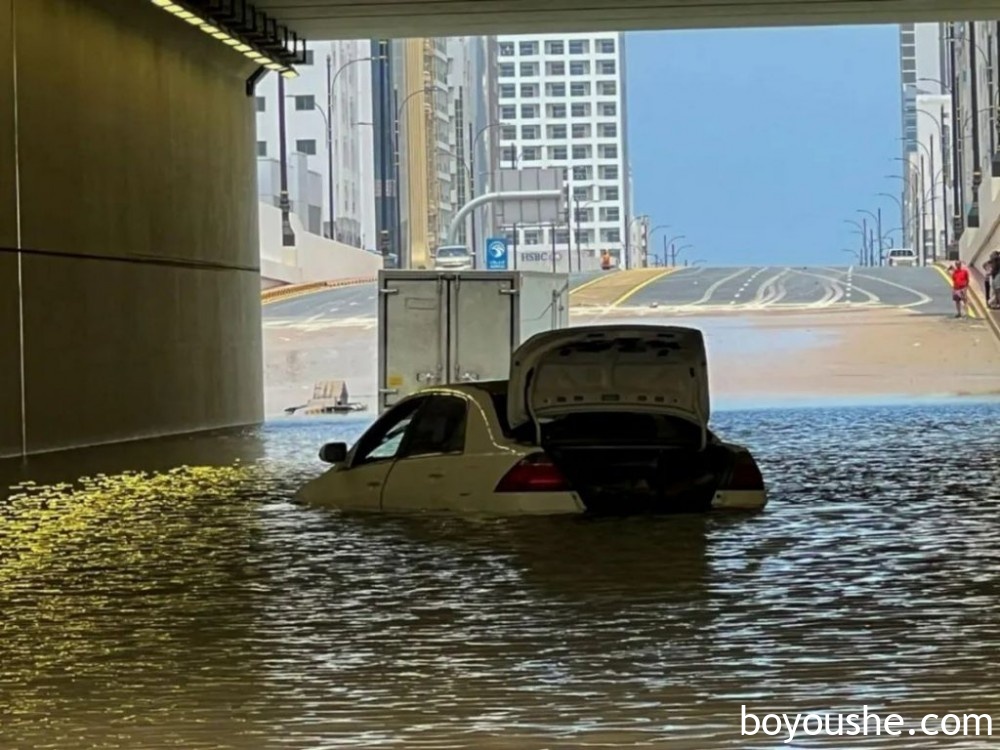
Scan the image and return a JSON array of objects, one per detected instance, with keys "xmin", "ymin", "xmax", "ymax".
[
  {"xmin": 326, "ymin": 54, "xmax": 335, "ymax": 240},
  {"xmin": 277, "ymin": 73, "xmax": 295, "ymax": 247}
]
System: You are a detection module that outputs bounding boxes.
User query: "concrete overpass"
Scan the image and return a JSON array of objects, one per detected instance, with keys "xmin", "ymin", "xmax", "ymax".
[{"xmin": 1, "ymin": 0, "xmax": 992, "ymax": 458}]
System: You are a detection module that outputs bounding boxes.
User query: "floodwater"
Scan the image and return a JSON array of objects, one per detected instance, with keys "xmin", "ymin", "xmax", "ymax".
[{"xmin": 3, "ymin": 401, "xmax": 1000, "ymax": 749}]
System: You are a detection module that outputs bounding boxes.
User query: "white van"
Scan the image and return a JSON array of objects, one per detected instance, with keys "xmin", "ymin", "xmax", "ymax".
[{"xmin": 887, "ymin": 248, "xmax": 917, "ymax": 267}]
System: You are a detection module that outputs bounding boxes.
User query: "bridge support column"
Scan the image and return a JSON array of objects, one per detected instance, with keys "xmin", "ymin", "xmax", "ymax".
[{"xmin": 0, "ymin": 0, "xmax": 263, "ymax": 457}]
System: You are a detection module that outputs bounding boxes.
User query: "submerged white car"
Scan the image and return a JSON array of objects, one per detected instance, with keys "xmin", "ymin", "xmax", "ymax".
[{"xmin": 296, "ymin": 325, "xmax": 768, "ymax": 515}]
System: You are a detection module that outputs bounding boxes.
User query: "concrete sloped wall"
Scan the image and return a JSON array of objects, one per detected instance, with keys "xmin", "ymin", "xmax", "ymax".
[{"xmin": 259, "ymin": 202, "xmax": 382, "ymax": 285}]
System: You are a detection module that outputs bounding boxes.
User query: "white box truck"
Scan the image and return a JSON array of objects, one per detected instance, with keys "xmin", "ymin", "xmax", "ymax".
[{"xmin": 377, "ymin": 270, "xmax": 569, "ymax": 412}]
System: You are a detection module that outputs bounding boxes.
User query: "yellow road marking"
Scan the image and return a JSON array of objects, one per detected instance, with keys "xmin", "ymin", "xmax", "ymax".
[
  {"xmin": 569, "ymin": 273, "xmax": 613, "ymax": 295},
  {"xmin": 931, "ymin": 264, "xmax": 979, "ymax": 318},
  {"xmin": 610, "ymin": 267, "xmax": 679, "ymax": 308}
]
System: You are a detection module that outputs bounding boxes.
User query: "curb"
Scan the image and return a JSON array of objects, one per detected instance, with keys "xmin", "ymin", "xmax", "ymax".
[
  {"xmin": 967, "ymin": 266, "xmax": 1000, "ymax": 343},
  {"xmin": 260, "ymin": 277, "xmax": 376, "ymax": 304}
]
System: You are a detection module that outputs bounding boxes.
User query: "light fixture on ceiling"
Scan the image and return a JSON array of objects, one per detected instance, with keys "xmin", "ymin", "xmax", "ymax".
[{"xmin": 150, "ymin": 0, "xmax": 304, "ymax": 80}]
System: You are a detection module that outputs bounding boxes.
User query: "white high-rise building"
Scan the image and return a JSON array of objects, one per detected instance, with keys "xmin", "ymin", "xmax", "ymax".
[
  {"xmin": 255, "ymin": 40, "xmax": 376, "ymax": 250},
  {"xmin": 495, "ymin": 32, "xmax": 630, "ymax": 269}
]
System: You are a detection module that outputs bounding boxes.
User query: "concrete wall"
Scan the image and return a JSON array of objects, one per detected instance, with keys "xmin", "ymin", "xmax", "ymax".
[
  {"xmin": 258, "ymin": 202, "xmax": 382, "ymax": 285},
  {"xmin": 0, "ymin": 0, "xmax": 263, "ymax": 457}
]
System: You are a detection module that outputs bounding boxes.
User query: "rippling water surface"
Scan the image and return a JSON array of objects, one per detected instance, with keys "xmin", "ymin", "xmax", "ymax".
[{"xmin": 3, "ymin": 401, "xmax": 1000, "ymax": 749}]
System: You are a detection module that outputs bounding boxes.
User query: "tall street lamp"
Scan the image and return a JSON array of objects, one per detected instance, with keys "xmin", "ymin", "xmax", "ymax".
[
  {"xmin": 858, "ymin": 208, "xmax": 883, "ymax": 265},
  {"xmin": 665, "ymin": 234, "xmax": 686, "ymax": 266}
]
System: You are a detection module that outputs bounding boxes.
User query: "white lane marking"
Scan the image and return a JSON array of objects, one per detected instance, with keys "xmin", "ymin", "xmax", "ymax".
[
  {"xmin": 263, "ymin": 316, "xmax": 377, "ymax": 331},
  {"xmin": 349, "ymin": 301, "xmax": 359, "ymax": 306},
  {"xmin": 367, "ymin": 295, "xmax": 375, "ymax": 301},
  {"xmin": 850, "ymin": 270, "xmax": 932, "ymax": 308},
  {"xmin": 684, "ymin": 267, "xmax": 755, "ymax": 307},
  {"xmin": 326, "ymin": 307, "xmax": 340, "ymax": 314}
]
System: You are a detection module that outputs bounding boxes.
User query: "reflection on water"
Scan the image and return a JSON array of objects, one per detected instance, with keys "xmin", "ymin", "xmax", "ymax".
[{"xmin": 3, "ymin": 402, "xmax": 1000, "ymax": 748}]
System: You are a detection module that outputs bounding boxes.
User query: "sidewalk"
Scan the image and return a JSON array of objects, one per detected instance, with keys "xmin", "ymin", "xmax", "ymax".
[{"xmin": 967, "ymin": 265, "xmax": 1000, "ymax": 342}]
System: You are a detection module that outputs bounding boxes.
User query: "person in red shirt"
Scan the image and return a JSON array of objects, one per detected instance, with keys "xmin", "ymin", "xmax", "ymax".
[{"xmin": 949, "ymin": 260, "xmax": 970, "ymax": 318}]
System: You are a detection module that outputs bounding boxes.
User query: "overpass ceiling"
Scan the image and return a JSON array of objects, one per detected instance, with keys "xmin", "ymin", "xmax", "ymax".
[{"xmin": 253, "ymin": 0, "xmax": 1000, "ymax": 39}]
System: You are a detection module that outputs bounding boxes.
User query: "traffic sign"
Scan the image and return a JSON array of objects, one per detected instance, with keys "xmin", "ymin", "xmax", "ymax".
[{"xmin": 485, "ymin": 237, "xmax": 509, "ymax": 270}]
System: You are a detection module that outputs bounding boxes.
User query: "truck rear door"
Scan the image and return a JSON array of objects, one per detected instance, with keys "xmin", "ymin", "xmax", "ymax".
[{"xmin": 449, "ymin": 275, "xmax": 516, "ymax": 384}]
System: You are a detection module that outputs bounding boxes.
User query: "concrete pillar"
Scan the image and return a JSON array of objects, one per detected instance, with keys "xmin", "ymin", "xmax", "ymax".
[{"xmin": 0, "ymin": 0, "xmax": 263, "ymax": 457}]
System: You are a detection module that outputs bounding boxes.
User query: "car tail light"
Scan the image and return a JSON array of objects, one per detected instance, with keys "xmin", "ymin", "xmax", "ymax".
[
  {"xmin": 495, "ymin": 453, "xmax": 572, "ymax": 493},
  {"xmin": 725, "ymin": 452, "xmax": 765, "ymax": 490}
]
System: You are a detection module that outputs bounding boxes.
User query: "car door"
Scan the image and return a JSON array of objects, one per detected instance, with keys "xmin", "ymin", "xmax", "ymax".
[
  {"xmin": 297, "ymin": 397, "xmax": 428, "ymax": 510},
  {"xmin": 381, "ymin": 394, "xmax": 470, "ymax": 512}
]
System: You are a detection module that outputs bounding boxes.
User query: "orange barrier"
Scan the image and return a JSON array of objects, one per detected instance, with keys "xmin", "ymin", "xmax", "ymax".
[{"xmin": 260, "ymin": 277, "xmax": 376, "ymax": 304}]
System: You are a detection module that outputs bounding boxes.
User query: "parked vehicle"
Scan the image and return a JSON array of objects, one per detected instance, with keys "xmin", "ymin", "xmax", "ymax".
[
  {"xmin": 297, "ymin": 325, "xmax": 768, "ymax": 516},
  {"xmin": 377, "ymin": 270, "xmax": 569, "ymax": 412}
]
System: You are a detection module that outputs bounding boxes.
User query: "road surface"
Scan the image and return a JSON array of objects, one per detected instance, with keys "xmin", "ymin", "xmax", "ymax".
[
  {"xmin": 262, "ymin": 266, "xmax": 1000, "ymax": 415},
  {"xmin": 620, "ymin": 265, "xmax": 958, "ymax": 316}
]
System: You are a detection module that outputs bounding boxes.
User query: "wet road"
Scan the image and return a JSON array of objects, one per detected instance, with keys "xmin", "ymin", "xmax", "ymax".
[
  {"xmin": 3, "ymin": 401, "xmax": 1000, "ymax": 748},
  {"xmin": 628, "ymin": 266, "xmax": 956, "ymax": 315},
  {"xmin": 263, "ymin": 271, "xmax": 605, "ymax": 325}
]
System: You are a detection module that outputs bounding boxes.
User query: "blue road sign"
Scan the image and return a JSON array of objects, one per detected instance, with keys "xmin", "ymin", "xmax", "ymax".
[{"xmin": 485, "ymin": 237, "xmax": 509, "ymax": 270}]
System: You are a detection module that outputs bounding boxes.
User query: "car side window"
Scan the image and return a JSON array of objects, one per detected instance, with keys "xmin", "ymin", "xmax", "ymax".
[
  {"xmin": 397, "ymin": 395, "xmax": 468, "ymax": 459},
  {"xmin": 352, "ymin": 398, "xmax": 427, "ymax": 466}
]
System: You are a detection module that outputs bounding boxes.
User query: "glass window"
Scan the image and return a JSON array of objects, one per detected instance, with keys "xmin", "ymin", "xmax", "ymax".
[
  {"xmin": 293, "ymin": 95, "xmax": 315, "ymax": 111},
  {"xmin": 571, "ymin": 103, "xmax": 591, "ymax": 117},
  {"xmin": 600, "ymin": 186, "xmax": 619, "ymax": 201},
  {"xmin": 570, "ymin": 61, "xmax": 590, "ymax": 76},
  {"xmin": 499, "ymin": 63, "xmax": 516, "ymax": 77},
  {"xmin": 572, "ymin": 123, "xmax": 591, "ymax": 138},
  {"xmin": 577, "ymin": 229, "xmax": 594, "ymax": 244},
  {"xmin": 550, "ymin": 145, "xmax": 568, "ymax": 160},
  {"xmin": 573, "ymin": 186, "xmax": 591, "ymax": 200},
  {"xmin": 398, "ymin": 396, "xmax": 468, "ymax": 458},
  {"xmin": 597, "ymin": 81, "xmax": 618, "ymax": 96},
  {"xmin": 599, "ymin": 144, "xmax": 618, "ymax": 159},
  {"xmin": 520, "ymin": 83, "xmax": 539, "ymax": 98},
  {"xmin": 522, "ymin": 146, "xmax": 541, "ymax": 161},
  {"xmin": 520, "ymin": 62, "xmax": 539, "ymax": 76},
  {"xmin": 255, "ymin": 96, "xmax": 266, "ymax": 112},
  {"xmin": 597, "ymin": 60, "xmax": 617, "ymax": 75},
  {"xmin": 500, "ymin": 84, "xmax": 516, "ymax": 99},
  {"xmin": 500, "ymin": 105, "xmax": 517, "ymax": 120},
  {"xmin": 601, "ymin": 228, "xmax": 621, "ymax": 243},
  {"xmin": 548, "ymin": 124, "xmax": 568, "ymax": 139},
  {"xmin": 600, "ymin": 206, "xmax": 620, "ymax": 222},
  {"xmin": 295, "ymin": 139, "xmax": 317, "ymax": 155},
  {"xmin": 501, "ymin": 147, "xmax": 517, "ymax": 163},
  {"xmin": 598, "ymin": 102, "xmax": 617, "ymax": 117},
  {"xmin": 521, "ymin": 124, "xmax": 541, "ymax": 140},
  {"xmin": 499, "ymin": 41, "xmax": 515, "ymax": 56},
  {"xmin": 547, "ymin": 61, "xmax": 566, "ymax": 76},
  {"xmin": 569, "ymin": 39, "xmax": 589, "ymax": 54},
  {"xmin": 303, "ymin": 50, "xmax": 315, "ymax": 65},
  {"xmin": 570, "ymin": 82, "xmax": 591, "ymax": 97},
  {"xmin": 597, "ymin": 38, "xmax": 616, "ymax": 54},
  {"xmin": 546, "ymin": 82, "xmax": 566, "ymax": 97},
  {"xmin": 521, "ymin": 104, "xmax": 540, "ymax": 118},
  {"xmin": 256, "ymin": 141, "xmax": 267, "ymax": 157},
  {"xmin": 524, "ymin": 230, "xmax": 541, "ymax": 245},
  {"xmin": 573, "ymin": 165, "xmax": 593, "ymax": 180},
  {"xmin": 572, "ymin": 145, "xmax": 591, "ymax": 159},
  {"xmin": 598, "ymin": 122, "xmax": 618, "ymax": 138},
  {"xmin": 545, "ymin": 40, "xmax": 565, "ymax": 54},
  {"xmin": 574, "ymin": 207, "xmax": 594, "ymax": 222},
  {"xmin": 549, "ymin": 103, "xmax": 567, "ymax": 119},
  {"xmin": 501, "ymin": 125, "xmax": 518, "ymax": 141},
  {"xmin": 353, "ymin": 398, "xmax": 428, "ymax": 465},
  {"xmin": 599, "ymin": 165, "xmax": 619, "ymax": 180},
  {"xmin": 519, "ymin": 41, "xmax": 539, "ymax": 55}
]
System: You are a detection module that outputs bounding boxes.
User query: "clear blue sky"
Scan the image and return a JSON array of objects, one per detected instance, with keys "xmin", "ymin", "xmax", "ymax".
[{"xmin": 626, "ymin": 26, "xmax": 902, "ymax": 266}]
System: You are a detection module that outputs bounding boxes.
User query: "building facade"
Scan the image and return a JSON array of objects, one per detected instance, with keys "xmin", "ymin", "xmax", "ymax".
[
  {"xmin": 495, "ymin": 32, "xmax": 630, "ymax": 270},
  {"xmin": 370, "ymin": 36, "xmax": 498, "ymax": 268},
  {"xmin": 255, "ymin": 40, "xmax": 376, "ymax": 250}
]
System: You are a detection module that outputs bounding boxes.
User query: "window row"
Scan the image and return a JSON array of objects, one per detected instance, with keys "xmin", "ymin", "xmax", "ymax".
[
  {"xmin": 257, "ymin": 139, "xmax": 319, "ymax": 157},
  {"xmin": 500, "ymin": 102, "xmax": 617, "ymax": 120},
  {"xmin": 499, "ymin": 38, "xmax": 617, "ymax": 56},
  {"xmin": 505, "ymin": 227, "xmax": 621, "ymax": 245},
  {"xmin": 501, "ymin": 122, "xmax": 619, "ymax": 140},
  {"xmin": 498, "ymin": 60, "xmax": 617, "ymax": 77},
  {"xmin": 571, "ymin": 185, "xmax": 620, "ymax": 202},
  {"xmin": 501, "ymin": 143, "xmax": 620, "ymax": 161},
  {"xmin": 499, "ymin": 81, "xmax": 619, "ymax": 98},
  {"xmin": 256, "ymin": 94, "xmax": 320, "ymax": 113}
]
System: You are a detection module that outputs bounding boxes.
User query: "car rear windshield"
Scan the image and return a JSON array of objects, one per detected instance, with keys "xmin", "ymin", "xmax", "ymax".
[{"xmin": 436, "ymin": 247, "xmax": 468, "ymax": 258}]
